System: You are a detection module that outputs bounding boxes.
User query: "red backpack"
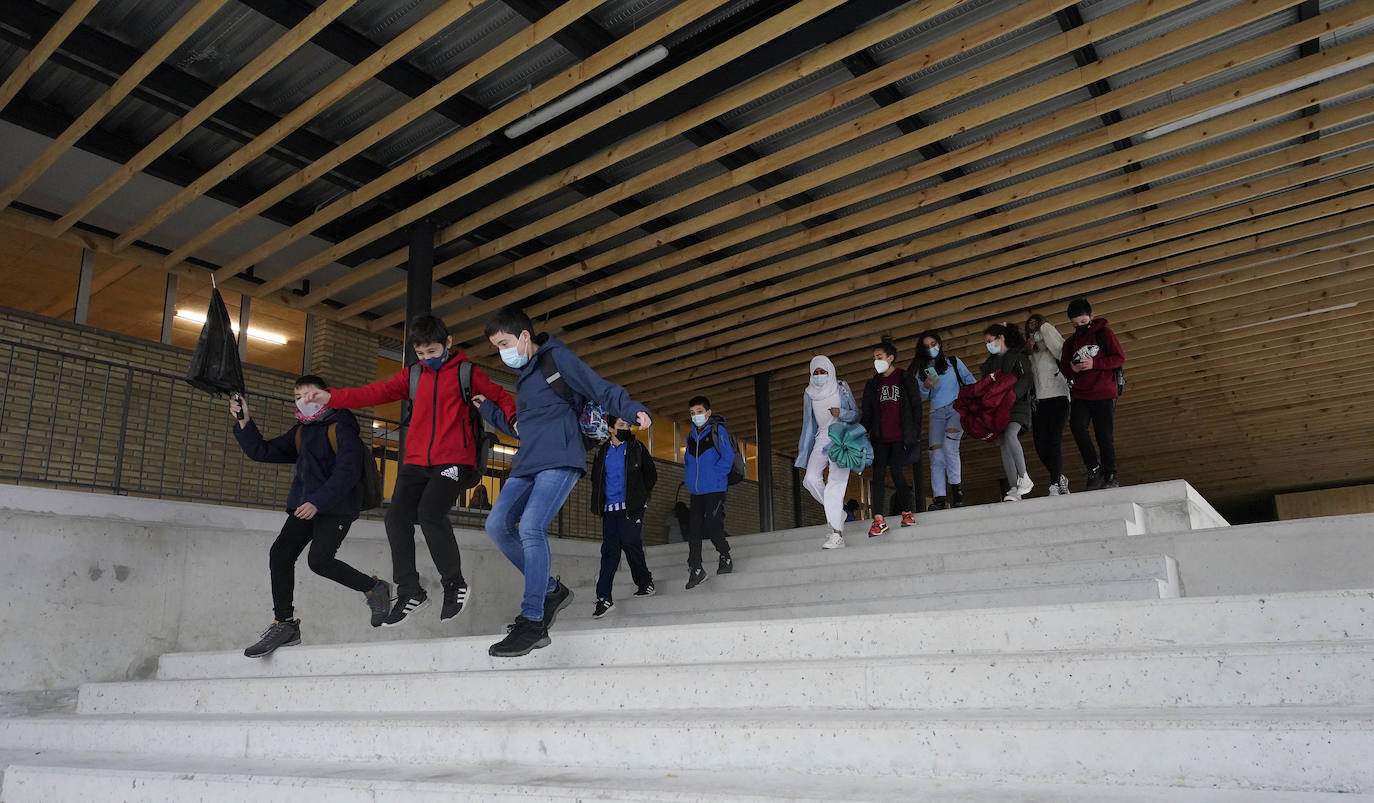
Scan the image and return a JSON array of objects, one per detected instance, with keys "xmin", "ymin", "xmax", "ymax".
[{"xmin": 953, "ymin": 372, "xmax": 1019, "ymax": 441}]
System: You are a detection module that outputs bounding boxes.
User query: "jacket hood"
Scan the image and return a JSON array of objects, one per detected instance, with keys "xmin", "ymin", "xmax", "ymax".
[{"xmin": 1075, "ymin": 317, "xmax": 1110, "ymax": 335}]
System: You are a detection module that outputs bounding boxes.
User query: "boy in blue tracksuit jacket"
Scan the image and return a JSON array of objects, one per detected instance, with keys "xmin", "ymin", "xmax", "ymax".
[
  {"xmin": 229, "ymin": 376, "xmax": 387, "ymax": 659},
  {"xmin": 682, "ymin": 394, "xmax": 734, "ymax": 590},
  {"xmin": 477, "ymin": 307, "xmax": 653, "ymax": 657}
]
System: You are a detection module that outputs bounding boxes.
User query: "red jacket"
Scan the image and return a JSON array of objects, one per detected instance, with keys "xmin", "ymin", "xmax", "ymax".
[
  {"xmin": 953, "ymin": 372, "xmax": 1019, "ymax": 441},
  {"xmin": 1059, "ymin": 318, "xmax": 1125, "ymax": 401},
  {"xmin": 328, "ymin": 353, "xmax": 516, "ymax": 468}
]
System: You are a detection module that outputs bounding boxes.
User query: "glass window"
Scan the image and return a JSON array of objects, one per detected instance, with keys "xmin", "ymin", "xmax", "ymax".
[{"xmin": 651, "ymin": 416, "xmax": 678, "ymax": 461}]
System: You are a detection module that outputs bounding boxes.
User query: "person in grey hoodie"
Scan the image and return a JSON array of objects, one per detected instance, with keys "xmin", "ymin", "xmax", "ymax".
[
  {"xmin": 477, "ymin": 307, "xmax": 653, "ymax": 657},
  {"xmin": 1025, "ymin": 313, "xmax": 1071, "ymax": 496}
]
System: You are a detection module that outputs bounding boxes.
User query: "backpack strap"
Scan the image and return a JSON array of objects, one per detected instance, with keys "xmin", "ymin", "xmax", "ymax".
[
  {"xmin": 294, "ymin": 423, "xmax": 339, "ymax": 454},
  {"xmin": 537, "ymin": 349, "xmax": 576, "ymax": 406},
  {"xmin": 408, "ymin": 362, "xmax": 422, "ymax": 402},
  {"xmin": 293, "ymin": 425, "xmax": 301, "ymax": 455},
  {"xmin": 950, "ymin": 356, "xmax": 965, "ymax": 387},
  {"xmin": 457, "ymin": 360, "xmax": 474, "ymax": 404}
]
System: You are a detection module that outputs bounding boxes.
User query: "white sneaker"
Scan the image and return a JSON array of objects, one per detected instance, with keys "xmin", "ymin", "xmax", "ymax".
[
  {"xmin": 822, "ymin": 532, "xmax": 846, "ymax": 550},
  {"xmin": 1047, "ymin": 481, "xmax": 1062, "ymax": 497},
  {"xmin": 1057, "ymin": 475, "xmax": 1071, "ymax": 495},
  {"xmin": 1016, "ymin": 474, "xmax": 1034, "ymax": 495},
  {"xmin": 1002, "ymin": 489, "xmax": 1022, "ymax": 502}
]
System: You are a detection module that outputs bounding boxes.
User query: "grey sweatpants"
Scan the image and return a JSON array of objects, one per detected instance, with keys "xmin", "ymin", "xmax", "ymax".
[{"xmin": 999, "ymin": 421, "xmax": 1028, "ymax": 487}]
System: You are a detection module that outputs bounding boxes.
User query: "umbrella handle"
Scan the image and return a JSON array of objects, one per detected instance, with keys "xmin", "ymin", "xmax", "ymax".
[{"xmin": 231, "ymin": 392, "xmax": 245, "ymax": 421}]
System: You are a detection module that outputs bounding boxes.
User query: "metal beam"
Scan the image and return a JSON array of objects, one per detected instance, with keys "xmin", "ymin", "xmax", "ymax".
[
  {"xmin": 755, "ymin": 371, "xmax": 775, "ymax": 532},
  {"xmin": 161, "ymin": 274, "xmax": 178, "ymax": 344},
  {"xmin": 74, "ymin": 248, "xmax": 94, "ymax": 324}
]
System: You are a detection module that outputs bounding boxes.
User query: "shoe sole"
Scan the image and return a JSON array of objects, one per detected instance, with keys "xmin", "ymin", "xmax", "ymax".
[
  {"xmin": 439, "ymin": 590, "xmax": 471, "ymax": 623},
  {"xmin": 822, "ymin": 542, "xmax": 846, "ymax": 550},
  {"xmin": 244, "ymin": 635, "xmax": 300, "ymax": 659},
  {"xmin": 592, "ymin": 607, "xmax": 612, "ymax": 619},
  {"xmin": 488, "ymin": 635, "xmax": 551, "ymax": 658},
  {"xmin": 685, "ymin": 574, "xmax": 710, "ymax": 590},
  {"xmin": 381, "ymin": 596, "xmax": 430, "ymax": 628}
]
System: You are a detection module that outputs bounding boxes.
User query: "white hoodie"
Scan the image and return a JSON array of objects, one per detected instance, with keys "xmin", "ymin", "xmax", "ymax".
[{"xmin": 1028, "ymin": 321, "xmax": 1070, "ymax": 400}]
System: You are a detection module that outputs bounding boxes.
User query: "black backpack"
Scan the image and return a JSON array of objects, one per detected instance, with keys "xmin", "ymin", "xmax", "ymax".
[
  {"xmin": 406, "ymin": 362, "xmax": 492, "ymax": 490},
  {"xmin": 711, "ymin": 422, "xmax": 747, "ymax": 486},
  {"xmin": 295, "ymin": 423, "xmax": 383, "ymax": 511},
  {"xmin": 1095, "ymin": 330, "xmax": 1126, "ymax": 396}
]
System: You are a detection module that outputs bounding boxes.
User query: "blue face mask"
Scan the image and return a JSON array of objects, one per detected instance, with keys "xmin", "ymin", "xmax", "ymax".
[
  {"xmin": 500, "ymin": 347, "xmax": 528, "ymax": 370},
  {"xmin": 928, "ymin": 345, "xmax": 940, "ymax": 358},
  {"xmin": 986, "ymin": 341, "xmax": 1001, "ymax": 355},
  {"xmin": 420, "ymin": 354, "xmax": 447, "ymax": 371},
  {"xmin": 691, "ymin": 413, "xmax": 707, "ymax": 428},
  {"xmin": 811, "ymin": 374, "xmax": 829, "ymax": 387}
]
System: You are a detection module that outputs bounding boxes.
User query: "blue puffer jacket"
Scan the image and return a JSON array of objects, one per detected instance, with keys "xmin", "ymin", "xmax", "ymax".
[
  {"xmin": 481, "ymin": 334, "xmax": 650, "ymax": 478},
  {"xmin": 233, "ymin": 409, "xmax": 363, "ymax": 518},
  {"xmin": 684, "ymin": 414, "xmax": 734, "ymax": 495},
  {"xmin": 794, "ymin": 381, "xmax": 859, "ymax": 469}
]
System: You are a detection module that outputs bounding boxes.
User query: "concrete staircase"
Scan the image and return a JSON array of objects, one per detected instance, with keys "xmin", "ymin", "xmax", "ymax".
[{"xmin": 2, "ymin": 481, "xmax": 1372, "ymax": 801}]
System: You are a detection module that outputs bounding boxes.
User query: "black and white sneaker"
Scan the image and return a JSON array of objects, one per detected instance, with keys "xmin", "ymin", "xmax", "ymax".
[
  {"xmin": 244, "ymin": 619, "xmax": 301, "ymax": 658},
  {"xmin": 633, "ymin": 584, "xmax": 656, "ymax": 597},
  {"xmin": 440, "ymin": 580, "xmax": 470, "ymax": 622},
  {"xmin": 1102, "ymin": 472, "xmax": 1120, "ymax": 489},
  {"xmin": 685, "ymin": 568, "xmax": 709, "ymax": 590},
  {"xmin": 382, "ymin": 590, "xmax": 429, "ymax": 627},
  {"xmin": 717, "ymin": 554, "xmax": 733, "ymax": 574},
  {"xmin": 593, "ymin": 598, "xmax": 614, "ymax": 619},
  {"xmin": 488, "ymin": 616, "xmax": 550, "ymax": 657},
  {"xmin": 1085, "ymin": 466, "xmax": 1106, "ymax": 491},
  {"xmin": 365, "ymin": 578, "xmax": 391, "ymax": 628},
  {"xmin": 542, "ymin": 578, "xmax": 573, "ymax": 629}
]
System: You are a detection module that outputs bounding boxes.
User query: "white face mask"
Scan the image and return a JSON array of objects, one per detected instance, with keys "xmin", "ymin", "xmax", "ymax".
[
  {"xmin": 986, "ymin": 341, "xmax": 1001, "ymax": 355},
  {"xmin": 691, "ymin": 413, "xmax": 707, "ymax": 427},
  {"xmin": 295, "ymin": 399, "xmax": 324, "ymax": 419},
  {"xmin": 927, "ymin": 345, "xmax": 940, "ymax": 358},
  {"xmin": 1033, "ymin": 331, "xmax": 1042, "ymax": 342},
  {"xmin": 811, "ymin": 374, "xmax": 829, "ymax": 387},
  {"xmin": 873, "ymin": 359, "xmax": 890, "ymax": 374}
]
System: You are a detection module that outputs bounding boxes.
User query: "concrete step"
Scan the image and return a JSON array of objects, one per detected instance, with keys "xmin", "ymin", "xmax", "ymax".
[
  {"xmin": 644, "ymin": 517, "xmax": 1139, "ymax": 572},
  {"xmin": 4, "ymin": 754, "xmax": 1367, "ymax": 803},
  {"xmin": 615, "ymin": 555, "xmax": 1178, "ymax": 617},
  {"xmin": 2, "ymin": 708, "xmax": 1370, "ymax": 791},
  {"xmin": 76, "ymin": 640, "xmax": 1374, "ymax": 716},
  {"xmin": 153, "ymin": 590, "xmax": 1374, "ymax": 681}
]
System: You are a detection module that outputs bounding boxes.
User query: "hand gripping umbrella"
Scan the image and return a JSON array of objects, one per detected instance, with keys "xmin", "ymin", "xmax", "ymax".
[{"xmin": 184, "ymin": 281, "xmax": 246, "ymax": 419}]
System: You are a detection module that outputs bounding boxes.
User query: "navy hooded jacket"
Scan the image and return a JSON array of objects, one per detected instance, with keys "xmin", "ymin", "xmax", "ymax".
[
  {"xmin": 481, "ymin": 334, "xmax": 650, "ymax": 478},
  {"xmin": 233, "ymin": 409, "xmax": 363, "ymax": 518}
]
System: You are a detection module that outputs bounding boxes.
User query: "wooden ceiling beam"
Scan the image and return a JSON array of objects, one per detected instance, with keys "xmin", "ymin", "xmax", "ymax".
[
  {"xmin": 0, "ymin": 0, "xmax": 230, "ymax": 210},
  {"xmin": 47, "ymin": 0, "xmax": 360, "ymax": 238},
  {"xmin": 0, "ymin": 0, "xmax": 101, "ymax": 112},
  {"xmin": 111, "ymin": 0, "xmax": 489, "ymax": 253}
]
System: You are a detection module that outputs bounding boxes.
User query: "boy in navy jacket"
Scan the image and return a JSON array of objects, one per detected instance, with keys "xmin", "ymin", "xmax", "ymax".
[
  {"xmin": 683, "ymin": 395, "xmax": 734, "ymax": 589},
  {"xmin": 477, "ymin": 307, "xmax": 653, "ymax": 657},
  {"xmin": 230, "ymin": 376, "xmax": 387, "ymax": 658}
]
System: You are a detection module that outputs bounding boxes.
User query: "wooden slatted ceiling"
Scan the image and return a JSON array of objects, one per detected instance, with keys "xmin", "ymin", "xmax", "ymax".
[{"xmin": 3, "ymin": 0, "xmax": 1373, "ymax": 507}]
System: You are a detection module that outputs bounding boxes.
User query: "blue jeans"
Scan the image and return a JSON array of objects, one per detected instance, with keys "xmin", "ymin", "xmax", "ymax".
[{"xmin": 484, "ymin": 468, "xmax": 581, "ymax": 621}]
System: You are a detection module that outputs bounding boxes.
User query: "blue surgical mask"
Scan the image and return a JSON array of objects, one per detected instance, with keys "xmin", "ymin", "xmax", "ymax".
[
  {"xmin": 928, "ymin": 346, "xmax": 940, "ymax": 358},
  {"xmin": 1033, "ymin": 331, "xmax": 1043, "ymax": 342},
  {"xmin": 811, "ymin": 374, "xmax": 829, "ymax": 387},
  {"xmin": 500, "ymin": 346, "xmax": 528, "ymax": 369},
  {"xmin": 691, "ymin": 413, "xmax": 707, "ymax": 428},
  {"xmin": 986, "ymin": 341, "xmax": 1000, "ymax": 355},
  {"xmin": 420, "ymin": 354, "xmax": 447, "ymax": 371}
]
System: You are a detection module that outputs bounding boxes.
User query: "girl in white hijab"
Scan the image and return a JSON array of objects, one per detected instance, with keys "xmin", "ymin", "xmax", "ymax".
[{"xmin": 795, "ymin": 355, "xmax": 859, "ymax": 549}]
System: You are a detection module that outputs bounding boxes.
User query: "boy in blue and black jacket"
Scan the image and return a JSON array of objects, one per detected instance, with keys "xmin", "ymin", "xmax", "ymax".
[
  {"xmin": 229, "ymin": 376, "xmax": 388, "ymax": 659},
  {"xmin": 683, "ymin": 395, "xmax": 734, "ymax": 590},
  {"xmin": 478, "ymin": 307, "xmax": 654, "ymax": 657}
]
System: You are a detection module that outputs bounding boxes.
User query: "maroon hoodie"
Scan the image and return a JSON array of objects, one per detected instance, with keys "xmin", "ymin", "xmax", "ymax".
[{"xmin": 1059, "ymin": 318, "xmax": 1125, "ymax": 401}]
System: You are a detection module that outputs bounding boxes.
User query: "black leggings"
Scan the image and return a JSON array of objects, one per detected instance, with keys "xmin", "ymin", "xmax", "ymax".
[
  {"xmin": 1031, "ymin": 396, "xmax": 1070, "ymax": 481},
  {"xmin": 870, "ymin": 440, "xmax": 913, "ymax": 515},
  {"xmin": 269, "ymin": 513, "xmax": 374, "ymax": 621}
]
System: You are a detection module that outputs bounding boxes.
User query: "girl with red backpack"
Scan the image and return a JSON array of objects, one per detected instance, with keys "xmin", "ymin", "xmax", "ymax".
[{"xmin": 981, "ymin": 323, "xmax": 1035, "ymax": 501}]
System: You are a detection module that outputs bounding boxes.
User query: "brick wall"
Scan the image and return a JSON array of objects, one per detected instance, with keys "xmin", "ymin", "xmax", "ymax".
[{"xmin": 308, "ymin": 316, "xmax": 379, "ymax": 390}]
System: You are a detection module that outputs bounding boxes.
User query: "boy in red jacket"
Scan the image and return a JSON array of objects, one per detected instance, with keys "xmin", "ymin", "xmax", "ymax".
[
  {"xmin": 300, "ymin": 315, "xmax": 517, "ymax": 626},
  {"xmin": 1059, "ymin": 298, "xmax": 1125, "ymax": 491}
]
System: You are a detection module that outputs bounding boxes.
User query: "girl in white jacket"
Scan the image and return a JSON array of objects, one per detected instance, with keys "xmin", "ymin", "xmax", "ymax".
[{"xmin": 1025, "ymin": 314, "xmax": 1071, "ymax": 496}]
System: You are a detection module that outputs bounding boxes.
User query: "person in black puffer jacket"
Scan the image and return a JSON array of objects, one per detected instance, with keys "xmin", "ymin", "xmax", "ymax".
[
  {"xmin": 981, "ymin": 324, "xmax": 1035, "ymax": 502},
  {"xmin": 588, "ymin": 415, "xmax": 659, "ymax": 618},
  {"xmin": 230, "ymin": 376, "xmax": 386, "ymax": 659}
]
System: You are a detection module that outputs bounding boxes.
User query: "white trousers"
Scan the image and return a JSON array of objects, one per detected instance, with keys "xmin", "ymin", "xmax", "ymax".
[{"xmin": 803, "ymin": 436, "xmax": 851, "ymax": 533}]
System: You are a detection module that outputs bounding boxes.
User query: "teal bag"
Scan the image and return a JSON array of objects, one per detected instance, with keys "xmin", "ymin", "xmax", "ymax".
[{"xmin": 827, "ymin": 421, "xmax": 874, "ymax": 472}]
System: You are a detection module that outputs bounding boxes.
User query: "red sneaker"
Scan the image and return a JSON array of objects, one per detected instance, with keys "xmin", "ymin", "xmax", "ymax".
[
  {"xmin": 900, "ymin": 511, "xmax": 916, "ymax": 527},
  {"xmin": 868, "ymin": 516, "xmax": 888, "ymax": 537}
]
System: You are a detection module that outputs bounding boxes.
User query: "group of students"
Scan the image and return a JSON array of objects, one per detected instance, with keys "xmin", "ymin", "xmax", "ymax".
[
  {"xmin": 229, "ymin": 307, "xmax": 746, "ymax": 661},
  {"xmin": 794, "ymin": 297, "xmax": 1125, "ymax": 547}
]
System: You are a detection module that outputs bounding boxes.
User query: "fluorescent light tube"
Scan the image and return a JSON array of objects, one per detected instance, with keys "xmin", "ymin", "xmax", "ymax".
[
  {"xmin": 1142, "ymin": 50, "xmax": 1374, "ymax": 140},
  {"xmin": 504, "ymin": 45, "xmax": 669, "ymax": 139},
  {"xmin": 175, "ymin": 309, "xmax": 288, "ymax": 345},
  {"xmin": 1217, "ymin": 302, "xmax": 1358, "ymax": 333}
]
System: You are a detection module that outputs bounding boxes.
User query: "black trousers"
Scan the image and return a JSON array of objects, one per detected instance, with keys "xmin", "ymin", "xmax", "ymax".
[
  {"xmin": 269, "ymin": 513, "xmax": 373, "ymax": 621},
  {"xmin": 1032, "ymin": 396, "xmax": 1071, "ymax": 481},
  {"xmin": 386, "ymin": 463, "xmax": 467, "ymax": 597},
  {"xmin": 1070, "ymin": 398, "xmax": 1117, "ymax": 475},
  {"xmin": 596, "ymin": 509, "xmax": 654, "ymax": 600},
  {"xmin": 870, "ymin": 440, "xmax": 913, "ymax": 515},
  {"xmin": 687, "ymin": 491, "xmax": 730, "ymax": 569}
]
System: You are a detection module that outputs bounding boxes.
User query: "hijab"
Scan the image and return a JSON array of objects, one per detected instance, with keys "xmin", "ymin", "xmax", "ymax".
[{"xmin": 806, "ymin": 354, "xmax": 842, "ymax": 407}]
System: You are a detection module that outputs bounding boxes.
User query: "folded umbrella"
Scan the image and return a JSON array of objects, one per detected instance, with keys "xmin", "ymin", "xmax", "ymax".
[{"xmin": 184, "ymin": 286, "xmax": 246, "ymax": 415}]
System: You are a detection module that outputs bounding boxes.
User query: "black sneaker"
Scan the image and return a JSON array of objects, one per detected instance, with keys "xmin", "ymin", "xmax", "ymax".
[
  {"xmin": 365, "ymin": 578, "xmax": 391, "ymax": 628},
  {"xmin": 382, "ymin": 590, "xmax": 429, "ymax": 627},
  {"xmin": 633, "ymin": 584, "xmax": 656, "ymax": 597},
  {"xmin": 1085, "ymin": 466, "xmax": 1106, "ymax": 491},
  {"xmin": 686, "ymin": 567, "xmax": 709, "ymax": 589},
  {"xmin": 440, "ymin": 580, "xmax": 470, "ymax": 622},
  {"xmin": 1102, "ymin": 472, "xmax": 1119, "ymax": 489},
  {"xmin": 244, "ymin": 619, "xmax": 300, "ymax": 658},
  {"xmin": 927, "ymin": 496, "xmax": 947, "ymax": 512},
  {"xmin": 593, "ymin": 598, "xmax": 614, "ymax": 619},
  {"xmin": 542, "ymin": 578, "xmax": 573, "ymax": 630},
  {"xmin": 488, "ymin": 616, "xmax": 550, "ymax": 657},
  {"xmin": 717, "ymin": 555, "xmax": 733, "ymax": 574}
]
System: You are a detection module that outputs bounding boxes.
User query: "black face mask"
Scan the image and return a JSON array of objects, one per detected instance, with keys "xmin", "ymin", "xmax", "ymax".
[{"xmin": 614, "ymin": 429, "xmax": 634, "ymax": 443}]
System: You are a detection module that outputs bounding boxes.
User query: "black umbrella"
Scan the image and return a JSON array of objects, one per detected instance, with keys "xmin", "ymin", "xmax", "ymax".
[{"xmin": 184, "ymin": 284, "xmax": 246, "ymax": 418}]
